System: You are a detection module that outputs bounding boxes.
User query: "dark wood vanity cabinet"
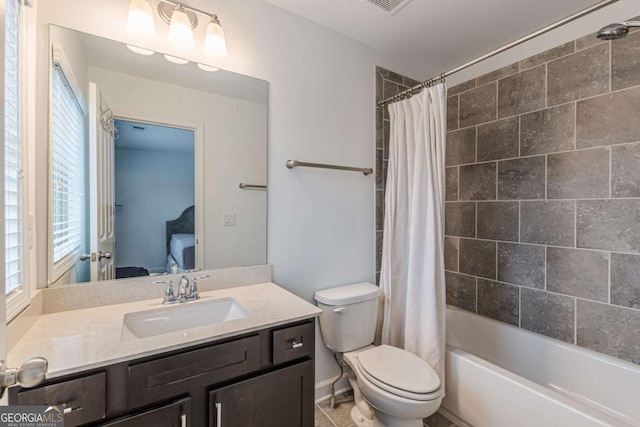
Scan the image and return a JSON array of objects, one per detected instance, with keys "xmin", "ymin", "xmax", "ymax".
[{"xmin": 9, "ymin": 319, "xmax": 315, "ymax": 427}]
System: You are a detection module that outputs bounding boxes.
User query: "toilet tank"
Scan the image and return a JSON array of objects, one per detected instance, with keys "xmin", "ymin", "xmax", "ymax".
[{"xmin": 314, "ymin": 282, "xmax": 381, "ymax": 353}]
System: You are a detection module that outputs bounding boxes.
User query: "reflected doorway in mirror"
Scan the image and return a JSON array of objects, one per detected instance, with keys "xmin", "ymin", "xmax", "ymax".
[{"xmin": 113, "ymin": 119, "xmax": 196, "ymax": 279}]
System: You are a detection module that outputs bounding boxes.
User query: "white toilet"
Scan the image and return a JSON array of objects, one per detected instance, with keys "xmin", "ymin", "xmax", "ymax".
[{"xmin": 315, "ymin": 282, "xmax": 442, "ymax": 427}]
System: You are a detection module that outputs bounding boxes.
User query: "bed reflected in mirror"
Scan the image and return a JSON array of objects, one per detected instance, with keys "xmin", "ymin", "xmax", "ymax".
[
  {"xmin": 164, "ymin": 206, "xmax": 196, "ymax": 275},
  {"xmin": 47, "ymin": 25, "xmax": 268, "ymax": 286}
]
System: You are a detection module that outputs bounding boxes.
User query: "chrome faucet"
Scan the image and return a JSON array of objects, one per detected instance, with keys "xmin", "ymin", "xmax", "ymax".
[
  {"xmin": 188, "ymin": 275, "xmax": 209, "ymax": 300},
  {"xmin": 153, "ymin": 279, "xmax": 181, "ymax": 304},
  {"xmin": 154, "ymin": 275, "xmax": 209, "ymax": 304},
  {"xmin": 178, "ymin": 275, "xmax": 190, "ymax": 299}
]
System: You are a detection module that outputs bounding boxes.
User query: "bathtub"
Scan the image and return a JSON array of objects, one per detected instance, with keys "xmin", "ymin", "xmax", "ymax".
[{"xmin": 443, "ymin": 307, "xmax": 640, "ymax": 427}]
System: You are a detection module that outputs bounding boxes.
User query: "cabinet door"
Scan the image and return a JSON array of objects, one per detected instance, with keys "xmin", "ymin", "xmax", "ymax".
[
  {"xmin": 100, "ymin": 397, "xmax": 191, "ymax": 427},
  {"xmin": 209, "ymin": 360, "xmax": 314, "ymax": 427}
]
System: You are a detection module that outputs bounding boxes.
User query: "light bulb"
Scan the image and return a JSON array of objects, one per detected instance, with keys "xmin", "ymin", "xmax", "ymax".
[
  {"xmin": 164, "ymin": 55, "xmax": 190, "ymax": 65},
  {"xmin": 127, "ymin": 0, "xmax": 155, "ymax": 35},
  {"xmin": 169, "ymin": 7, "xmax": 194, "ymax": 48},
  {"xmin": 126, "ymin": 45, "xmax": 155, "ymax": 56},
  {"xmin": 197, "ymin": 63, "xmax": 219, "ymax": 72},
  {"xmin": 205, "ymin": 17, "xmax": 228, "ymax": 57}
]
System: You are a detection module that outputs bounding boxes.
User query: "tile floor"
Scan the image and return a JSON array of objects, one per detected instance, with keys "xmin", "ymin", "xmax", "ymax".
[{"xmin": 315, "ymin": 391, "xmax": 457, "ymax": 427}]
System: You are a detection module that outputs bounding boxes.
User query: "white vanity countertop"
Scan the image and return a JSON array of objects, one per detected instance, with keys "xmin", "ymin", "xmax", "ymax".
[{"xmin": 7, "ymin": 282, "xmax": 321, "ymax": 379}]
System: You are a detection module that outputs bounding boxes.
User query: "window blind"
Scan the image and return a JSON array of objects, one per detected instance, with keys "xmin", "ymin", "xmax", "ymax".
[
  {"xmin": 4, "ymin": 0, "xmax": 23, "ymax": 295},
  {"xmin": 51, "ymin": 65, "xmax": 84, "ymax": 264}
]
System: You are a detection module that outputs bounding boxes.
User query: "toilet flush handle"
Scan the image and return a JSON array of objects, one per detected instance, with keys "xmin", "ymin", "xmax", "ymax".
[{"xmin": 333, "ymin": 307, "xmax": 346, "ymax": 313}]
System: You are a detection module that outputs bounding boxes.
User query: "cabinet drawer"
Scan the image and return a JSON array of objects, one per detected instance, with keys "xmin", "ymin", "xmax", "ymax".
[
  {"xmin": 129, "ymin": 335, "xmax": 260, "ymax": 409},
  {"xmin": 272, "ymin": 322, "xmax": 314, "ymax": 365},
  {"xmin": 15, "ymin": 372, "xmax": 106, "ymax": 427}
]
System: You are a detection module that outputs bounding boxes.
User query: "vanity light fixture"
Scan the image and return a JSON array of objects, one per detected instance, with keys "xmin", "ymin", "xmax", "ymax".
[
  {"xmin": 164, "ymin": 54, "xmax": 190, "ymax": 65},
  {"xmin": 151, "ymin": 0, "xmax": 228, "ymax": 57},
  {"xmin": 126, "ymin": 44, "xmax": 156, "ymax": 55},
  {"xmin": 127, "ymin": 0, "xmax": 155, "ymax": 35},
  {"xmin": 197, "ymin": 63, "xmax": 219, "ymax": 72},
  {"xmin": 168, "ymin": 5, "xmax": 195, "ymax": 48},
  {"xmin": 204, "ymin": 16, "xmax": 228, "ymax": 57}
]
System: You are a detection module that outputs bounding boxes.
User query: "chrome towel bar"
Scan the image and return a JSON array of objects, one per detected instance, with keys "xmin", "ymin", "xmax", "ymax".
[
  {"xmin": 239, "ymin": 183, "xmax": 267, "ymax": 189},
  {"xmin": 286, "ymin": 160, "xmax": 373, "ymax": 176}
]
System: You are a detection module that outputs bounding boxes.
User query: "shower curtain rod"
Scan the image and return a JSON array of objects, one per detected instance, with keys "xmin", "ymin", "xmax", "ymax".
[{"xmin": 377, "ymin": 0, "xmax": 620, "ymax": 107}]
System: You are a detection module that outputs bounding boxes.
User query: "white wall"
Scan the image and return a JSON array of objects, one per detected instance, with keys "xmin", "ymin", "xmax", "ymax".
[
  {"xmin": 114, "ymin": 147, "xmax": 195, "ymax": 272},
  {"xmin": 88, "ymin": 66, "xmax": 267, "ymax": 270},
  {"xmin": 203, "ymin": 96, "xmax": 267, "ymax": 269}
]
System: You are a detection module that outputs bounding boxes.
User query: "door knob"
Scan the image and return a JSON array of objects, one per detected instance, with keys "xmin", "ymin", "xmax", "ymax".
[
  {"xmin": 98, "ymin": 251, "xmax": 112, "ymax": 260},
  {"xmin": 79, "ymin": 254, "xmax": 91, "ymax": 261},
  {"xmin": 0, "ymin": 357, "xmax": 48, "ymax": 398}
]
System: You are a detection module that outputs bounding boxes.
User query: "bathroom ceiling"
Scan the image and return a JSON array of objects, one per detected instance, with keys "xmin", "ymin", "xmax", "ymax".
[
  {"xmin": 265, "ymin": 0, "xmax": 603, "ymax": 76},
  {"xmin": 115, "ymin": 120, "xmax": 195, "ymax": 153}
]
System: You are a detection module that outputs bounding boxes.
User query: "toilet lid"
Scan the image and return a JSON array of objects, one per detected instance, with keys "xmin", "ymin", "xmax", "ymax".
[{"xmin": 357, "ymin": 345, "xmax": 441, "ymax": 395}]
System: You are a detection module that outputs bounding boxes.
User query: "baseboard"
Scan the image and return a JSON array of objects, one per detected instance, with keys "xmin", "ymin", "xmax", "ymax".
[
  {"xmin": 314, "ymin": 375, "xmax": 351, "ymax": 404},
  {"xmin": 439, "ymin": 406, "xmax": 471, "ymax": 427}
]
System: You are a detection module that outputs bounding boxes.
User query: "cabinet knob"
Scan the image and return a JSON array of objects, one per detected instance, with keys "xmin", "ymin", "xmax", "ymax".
[{"xmin": 291, "ymin": 340, "xmax": 303, "ymax": 349}]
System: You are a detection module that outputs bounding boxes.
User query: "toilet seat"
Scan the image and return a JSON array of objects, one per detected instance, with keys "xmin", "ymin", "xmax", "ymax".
[{"xmin": 356, "ymin": 345, "xmax": 441, "ymax": 401}]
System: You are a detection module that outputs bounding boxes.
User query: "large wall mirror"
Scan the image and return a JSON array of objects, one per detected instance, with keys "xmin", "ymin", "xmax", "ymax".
[{"xmin": 47, "ymin": 25, "xmax": 268, "ymax": 286}]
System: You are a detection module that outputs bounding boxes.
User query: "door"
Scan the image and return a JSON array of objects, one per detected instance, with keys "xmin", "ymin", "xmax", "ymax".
[
  {"xmin": 88, "ymin": 83, "xmax": 115, "ymax": 281},
  {"xmin": 209, "ymin": 360, "xmax": 314, "ymax": 427}
]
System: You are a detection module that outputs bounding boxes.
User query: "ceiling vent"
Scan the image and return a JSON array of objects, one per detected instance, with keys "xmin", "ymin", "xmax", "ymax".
[{"xmin": 367, "ymin": 0, "xmax": 413, "ymax": 15}]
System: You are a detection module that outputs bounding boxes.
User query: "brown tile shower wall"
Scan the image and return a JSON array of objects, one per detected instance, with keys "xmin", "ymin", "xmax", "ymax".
[
  {"xmin": 375, "ymin": 28, "xmax": 640, "ymax": 366},
  {"xmin": 444, "ymin": 29, "xmax": 640, "ymax": 365},
  {"xmin": 374, "ymin": 67, "xmax": 420, "ymax": 284}
]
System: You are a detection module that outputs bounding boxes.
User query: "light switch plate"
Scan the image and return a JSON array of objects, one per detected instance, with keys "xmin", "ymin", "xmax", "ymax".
[{"xmin": 223, "ymin": 213, "xmax": 237, "ymax": 226}]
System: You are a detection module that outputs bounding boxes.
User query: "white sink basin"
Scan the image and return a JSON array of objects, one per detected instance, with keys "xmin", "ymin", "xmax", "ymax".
[{"xmin": 121, "ymin": 298, "xmax": 251, "ymax": 340}]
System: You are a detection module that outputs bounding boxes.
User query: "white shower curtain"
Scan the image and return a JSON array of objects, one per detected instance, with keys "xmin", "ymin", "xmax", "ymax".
[{"xmin": 380, "ymin": 84, "xmax": 447, "ymax": 386}]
